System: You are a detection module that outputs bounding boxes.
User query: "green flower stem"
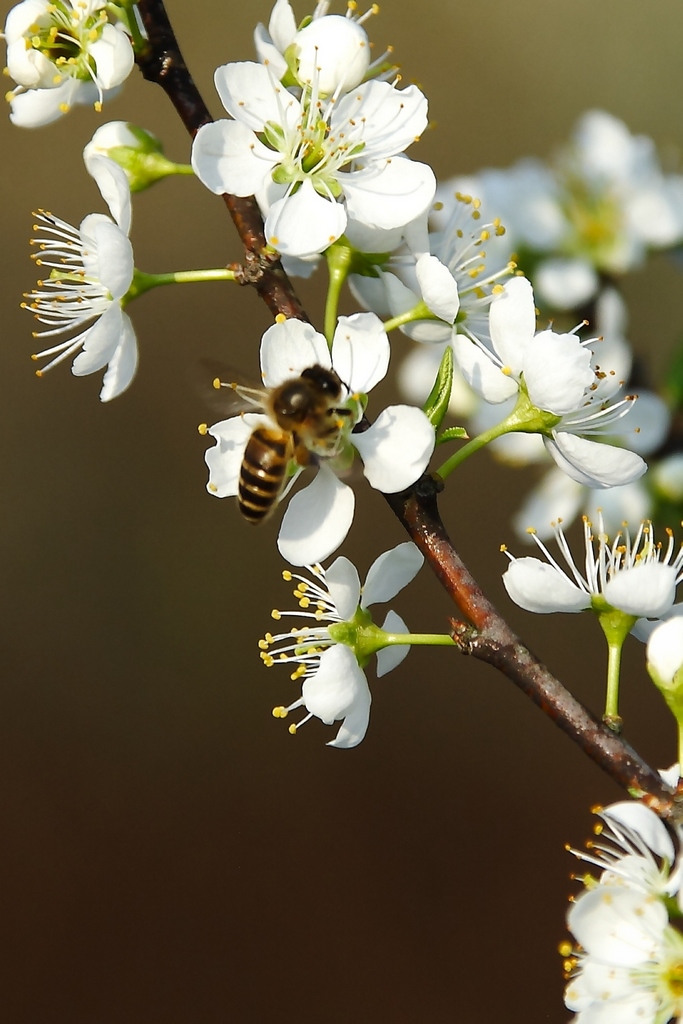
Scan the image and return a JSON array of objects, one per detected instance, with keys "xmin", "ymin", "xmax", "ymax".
[
  {"xmin": 436, "ymin": 388, "xmax": 561, "ymax": 480},
  {"xmin": 124, "ymin": 267, "xmax": 237, "ymax": 303},
  {"xmin": 595, "ymin": 605, "xmax": 637, "ymax": 731},
  {"xmin": 111, "ymin": 1, "xmax": 147, "ymax": 52},
  {"xmin": 154, "ymin": 159, "xmax": 194, "ymax": 177},
  {"xmin": 383, "ymin": 301, "xmax": 437, "ymax": 334},
  {"xmin": 324, "ymin": 243, "xmax": 354, "ymax": 346},
  {"xmin": 604, "ymin": 641, "xmax": 624, "ymax": 728},
  {"xmin": 381, "ymin": 632, "xmax": 456, "ymax": 648}
]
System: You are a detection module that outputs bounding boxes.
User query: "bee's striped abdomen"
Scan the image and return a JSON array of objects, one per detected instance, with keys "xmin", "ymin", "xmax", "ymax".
[{"xmin": 238, "ymin": 428, "xmax": 291, "ymax": 524}]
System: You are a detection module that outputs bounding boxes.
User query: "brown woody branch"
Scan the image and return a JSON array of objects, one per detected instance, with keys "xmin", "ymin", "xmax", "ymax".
[{"xmin": 133, "ymin": 0, "xmax": 679, "ymax": 818}]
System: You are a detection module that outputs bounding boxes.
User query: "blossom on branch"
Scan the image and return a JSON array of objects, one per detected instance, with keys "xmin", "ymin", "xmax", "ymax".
[
  {"xmin": 265, "ymin": 542, "xmax": 424, "ymax": 747},
  {"xmin": 24, "ymin": 156, "xmax": 138, "ymax": 401},
  {"xmin": 191, "ymin": 59, "xmax": 435, "ymax": 258},
  {"xmin": 4, "ymin": 0, "xmax": 134, "ymax": 127},
  {"xmin": 202, "ymin": 315, "xmax": 435, "ymax": 565}
]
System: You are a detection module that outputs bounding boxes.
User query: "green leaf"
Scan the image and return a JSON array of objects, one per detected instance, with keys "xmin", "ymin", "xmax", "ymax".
[
  {"xmin": 436, "ymin": 425, "xmax": 469, "ymax": 445},
  {"xmin": 422, "ymin": 346, "xmax": 454, "ymax": 430}
]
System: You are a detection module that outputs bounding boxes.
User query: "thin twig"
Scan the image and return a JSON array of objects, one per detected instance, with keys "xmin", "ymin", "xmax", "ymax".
[{"xmin": 132, "ymin": 0, "xmax": 678, "ymax": 817}]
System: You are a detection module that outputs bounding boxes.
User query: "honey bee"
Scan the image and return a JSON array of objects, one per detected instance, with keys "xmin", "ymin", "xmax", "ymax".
[{"xmin": 215, "ymin": 365, "xmax": 354, "ymax": 524}]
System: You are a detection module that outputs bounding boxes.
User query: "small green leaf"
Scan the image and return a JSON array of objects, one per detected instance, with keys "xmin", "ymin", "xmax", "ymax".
[
  {"xmin": 422, "ymin": 346, "xmax": 454, "ymax": 430},
  {"xmin": 436, "ymin": 425, "xmax": 469, "ymax": 445}
]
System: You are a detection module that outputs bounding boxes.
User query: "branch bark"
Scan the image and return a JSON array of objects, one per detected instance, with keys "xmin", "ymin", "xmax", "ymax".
[{"xmin": 132, "ymin": 0, "xmax": 680, "ymax": 819}]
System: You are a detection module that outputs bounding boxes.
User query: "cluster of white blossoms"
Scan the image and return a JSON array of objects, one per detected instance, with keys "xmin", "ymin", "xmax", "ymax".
[
  {"xmin": 3, "ymin": 0, "xmax": 135, "ymax": 127},
  {"xmin": 564, "ymin": 774, "xmax": 683, "ymax": 1023}
]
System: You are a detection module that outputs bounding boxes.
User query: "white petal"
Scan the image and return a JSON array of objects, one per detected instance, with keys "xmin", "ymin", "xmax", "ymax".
[
  {"xmin": 277, "ymin": 466, "xmax": 355, "ymax": 565},
  {"xmin": 9, "ymin": 78, "xmax": 82, "ymax": 127},
  {"xmin": 361, "ymin": 542, "xmax": 424, "ymax": 608},
  {"xmin": 534, "ymin": 257, "xmax": 599, "ymax": 311},
  {"xmin": 633, "ymin": 603, "xmax": 683, "ymax": 644},
  {"xmin": 204, "ymin": 415, "xmax": 258, "ymax": 497},
  {"xmin": 568, "ymin": 887, "xmax": 666, "ymax": 966},
  {"xmin": 71, "ymin": 304, "xmax": 123, "ymax": 376},
  {"xmin": 260, "ymin": 319, "xmax": 330, "ymax": 387},
  {"xmin": 353, "ymin": 405, "xmax": 434, "ymax": 492},
  {"xmin": 331, "ymin": 313, "xmax": 389, "ymax": 393},
  {"xmin": 89, "ymin": 22, "xmax": 134, "ymax": 89},
  {"xmin": 253, "ymin": 22, "xmax": 289, "ymax": 81},
  {"xmin": 191, "ymin": 120, "xmax": 279, "ymax": 197},
  {"xmin": 80, "ymin": 216, "xmax": 133, "ymax": 300},
  {"xmin": 265, "ymin": 181, "xmax": 347, "ymax": 257},
  {"xmin": 267, "ymin": 0, "xmax": 297, "ymax": 51},
  {"xmin": 324, "ymin": 557, "xmax": 361, "ymax": 620},
  {"xmin": 5, "ymin": 1, "xmax": 51, "ymax": 46},
  {"xmin": 604, "ymin": 563, "xmax": 676, "ymax": 619},
  {"xmin": 376, "ymin": 610, "xmax": 410, "ymax": 677},
  {"xmin": 523, "ymin": 331, "xmax": 593, "ymax": 415},
  {"xmin": 544, "ymin": 434, "xmax": 647, "ymax": 488},
  {"xmin": 489, "ymin": 276, "xmax": 536, "ymax": 370},
  {"xmin": 348, "ymin": 272, "xmax": 393, "ymax": 319},
  {"xmin": 333, "ymin": 81, "xmax": 428, "ymax": 160},
  {"xmin": 503, "ymin": 558, "xmax": 590, "ymax": 613},
  {"xmin": 601, "ymin": 802, "xmax": 675, "ymax": 863},
  {"xmin": 99, "ymin": 312, "xmax": 137, "ymax": 401},
  {"xmin": 214, "ymin": 61, "xmax": 301, "ymax": 132},
  {"xmin": 647, "ymin": 617, "xmax": 683, "ymax": 685},
  {"xmin": 87, "ymin": 154, "xmax": 132, "ymax": 235},
  {"xmin": 452, "ymin": 334, "xmax": 519, "ymax": 404},
  {"xmin": 415, "ymin": 254, "xmax": 460, "ymax": 323},
  {"xmin": 300, "ymin": 645, "xmax": 371, "ymax": 748},
  {"xmin": 342, "ymin": 158, "xmax": 436, "ymax": 232},
  {"xmin": 294, "ymin": 16, "xmax": 370, "ymax": 94}
]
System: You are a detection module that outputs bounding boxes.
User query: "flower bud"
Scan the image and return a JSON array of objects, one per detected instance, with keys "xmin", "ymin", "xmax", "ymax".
[
  {"xmin": 647, "ymin": 616, "xmax": 683, "ymax": 688},
  {"xmin": 292, "ymin": 15, "xmax": 370, "ymax": 94},
  {"xmin": 83, "ymin": 122, "xmax": 177, "ymax": 193}
]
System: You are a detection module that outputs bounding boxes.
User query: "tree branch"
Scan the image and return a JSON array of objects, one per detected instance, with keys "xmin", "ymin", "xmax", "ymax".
[{"xmin": 132, "ymin": 0, "xmax": 680, "ymax": 818}]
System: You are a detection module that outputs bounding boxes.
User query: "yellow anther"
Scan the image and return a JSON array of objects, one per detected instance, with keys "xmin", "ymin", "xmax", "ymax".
[
  {"xmin": 258, "ymin": 639, "xmax": 269, "ymax": 650},
  {"xmin": 35, "ymin": 369, "xmax": 43, "ymax": 378},
  {"xmin": 500, "ymin": 365, "xmax": 512, "ymax": 376},
  {"xmin": 271, "ymin": 609, "xmax": 282, "ymax": 620},
  {"xmin": 58, "ymin": 103, "xmax": 70, "ymax": 113},
  {"xmin": 272, "ymin": 705, "xmax": 288, "ymax": 718},
  {"xmin": 197, "ymin": 423, "xmax": 208, "ymax": 435},
  {"xmin": 593, "ymin": 822, "xmax": 604, "ymax": 836},
  {"xmin": 291, "ymin": 664, "xmax": 306, "ymax": 680},
  {"xmin": 52, "ymin": 74, "xmax": 62, "ymax": 85},
  {"xmin": 299, "ymin": 597, "xmax": 311, "ymax": 608},
  {"xmin": 263, "ymin": 655, "xmax": 274, "ymax": 667},
  {"xmin": 492, "ymin": 283, "xmax": 504, "ymax": 295},
  {"xmin": 282, "ymin": 570, "xmax": 292, "ymax": 581},
  {"xmin": 471, "ymin": 210, "xmax": 481, "ymax": 220},
  {"xmin": 495, "ymin": 225, "xmax": 506, "ymax": 236},
  {"xmin": 208, "ymin": 483, "xmax": 218, "ymax": 493},
  {"xmin": 480, "ymin": 230, "xmax": 490, "ymax": 241},
  {"xmin": 558, "ymin": 942, "xmax": 573, "ymax": 958},
  {"xmin": 432, "ymin": 200, "xmax": 443, "ymax": 211},
  {"xmin": 371, "ymin": 2, "xmax": 380, "ymax": 12},
  {"xmin": 526, "ymin": 527, "xmax": 537, "ymax": 535},
  {"xmin": 288, "ymin": 723, "xmax": 297, "ymax": 735},
  {"xmin": 279, "ymin": 652, "xmax": 288, "ymax": 661},
  {"xmin": 314, "ymin": 609, "xmax": 324, "ymax": 621}
]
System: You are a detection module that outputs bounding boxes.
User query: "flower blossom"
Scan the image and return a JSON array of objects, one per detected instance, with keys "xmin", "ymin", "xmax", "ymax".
[
  {"xmin": 191, "ymin": 58, "xmax": 435, "ymax": 258},
  {"xmin": 564, "ymin": 796, "xmax": 683, "ymax": 1023},
  {"xmin": 503, "ymin": 513, "xmax": 683, "ymax": 621},
  {"xmin": 254, "ymin": 0, "xmax": 387, "ymax": 96},
  {"xmin": 202, "ymin": 315, "xmax": 435, "ymax": 565},
  {"xmin": 4, "ymin": 0, "xmax": 134, "ymax": 128},
  {"xmin": 24, "ymin": 156, "xmax": 138, "ymax": 402},
  {"xmin": 264, "ymin": 542, "xmax": 424, "ymax": 747},
  {"xmin": 454, "ymin": 275, "xmax": 647, "ymax": 489}
]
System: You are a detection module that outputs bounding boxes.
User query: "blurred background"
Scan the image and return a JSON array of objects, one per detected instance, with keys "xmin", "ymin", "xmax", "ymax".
[{"xmin": 2, "ymin": 1, "xmax": 683, "ymax": 1020}]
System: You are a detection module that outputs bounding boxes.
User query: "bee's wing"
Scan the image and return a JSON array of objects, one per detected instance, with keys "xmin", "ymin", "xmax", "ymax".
[{"xmin": 194, "ymin": 359, "xmax": 267, "ymax": 418}]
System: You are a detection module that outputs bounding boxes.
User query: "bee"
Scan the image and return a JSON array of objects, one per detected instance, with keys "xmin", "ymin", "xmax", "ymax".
[{"xmin": 214, "ymin": 365, "xmax": 354, "ymax": 524}]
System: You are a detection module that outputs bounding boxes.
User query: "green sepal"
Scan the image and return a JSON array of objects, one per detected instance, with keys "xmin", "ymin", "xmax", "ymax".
[
  {"xmin": 422, "ymin": 345, "xmax": 454, "ymax": 430},
  {"xmin": 263, "ymin": 120, "xmax": 286, "ymax": 152},
  {"xmin": 436, "ymin": 425, "xmax": 469, "ymax": 446}
]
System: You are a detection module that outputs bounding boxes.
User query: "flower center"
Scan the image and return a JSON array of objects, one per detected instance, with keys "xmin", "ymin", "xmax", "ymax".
[{"xmin": 26, "ymin": 1, "xmax": 109, "ymax": 82}]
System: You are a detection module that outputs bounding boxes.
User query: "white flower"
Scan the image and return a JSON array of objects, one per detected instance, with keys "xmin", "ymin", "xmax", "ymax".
[
  {"xmin": 203, "ymin": 315, "xmax": 435, "ymax": 565},
  {"xmin": 265, "ymin": 542, "xmax": 424, "ymax": 747},
  {"xmin": 454, "ymin": 276, "xmax": 647, "ymax": 489},
  {"xmin": 4, "ymin": 0, "xmax": 134, "ymax": 127},
  {"xmin": 350, "ymin": 191, "xmax": 512, "ymax": 346},
  {"xmin": 24, "ymin": 156, "xmax": 137, "ymax": 402},
  {"xmin": 254, "ymin": 0, "xmax": 383, "ymax": 95},
  {"xmin": 564, "ymin": 885, "xmax": 683, "ymax": 1024},
  {"xmin": 191, "ymin": 60, "xmax": 435, "ymax": 258},
  {"xmin": 502, "ymin": 514, "xmax": 683, "ymax": 619},
  {"xmin": 568, "ymin": 800, "xmax": 681, "ymax": 899}
]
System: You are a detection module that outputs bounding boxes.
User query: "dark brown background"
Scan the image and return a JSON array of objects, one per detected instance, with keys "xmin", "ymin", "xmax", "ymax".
[{"xmin": 1, "ymin": 1, "xmax": 683, "ymax": 1020}]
